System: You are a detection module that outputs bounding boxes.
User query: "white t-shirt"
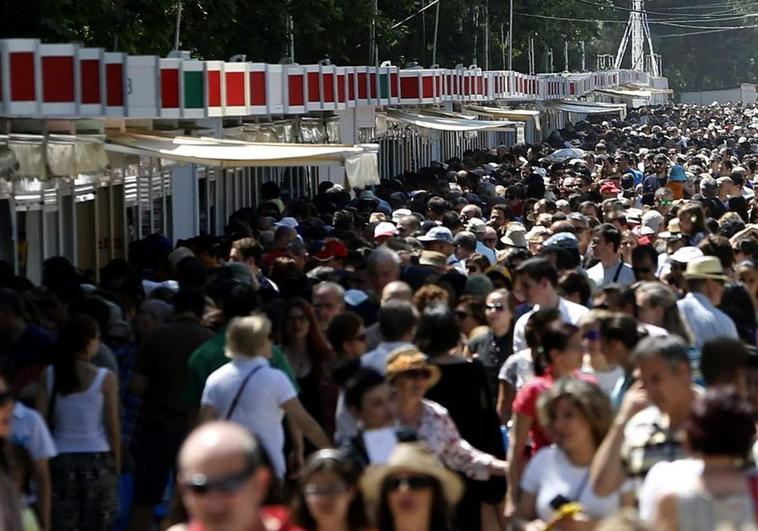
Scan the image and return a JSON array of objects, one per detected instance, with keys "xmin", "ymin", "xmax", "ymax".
[
  {"xmin": 586, "ymin": 260, "xmax": 636, "ymax": 288},
  {"xmin": 201, "ymin": 357, "xmax": 297, "ymax": 478},
  {"xmin": 10, "ymin": 402, "xmax": 57, "ymax": 461},
  {"xmin": 638, "ymin": 458, "xmax": 703, "ymax": 521},
  {"xmin": 521, "ymin": 445, "xmax": 630, "ymax": 522},
  {"xmin": 513, "ymin": 297, "xmax": 589, "ymax": 353},
  {"xmin": 581, "ymin": 365, "xmax": 625, "ymax": 397}
]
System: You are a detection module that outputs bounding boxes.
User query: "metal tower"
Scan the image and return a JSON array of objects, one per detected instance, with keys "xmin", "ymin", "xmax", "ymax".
[{"xmin": 614, "ymin": 0, "xmax": 659, "ymax": 76}]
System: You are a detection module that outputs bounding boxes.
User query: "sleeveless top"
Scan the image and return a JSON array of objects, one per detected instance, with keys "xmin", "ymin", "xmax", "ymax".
[
  {"xmin": 46, "ymin": 366, "xmax": 110, "ymax": 454},
  {"xmin": 676, "ymin": 488, "xmax": 758, "ymax": 531}
]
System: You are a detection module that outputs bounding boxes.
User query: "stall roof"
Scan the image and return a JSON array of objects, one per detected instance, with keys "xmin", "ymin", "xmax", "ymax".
[
  {"xmin": 106, "ymin": 132, "xmax": 380, "ymax": 187},
  {"xmin": 594, "ymin": 86, "xmax": 671, "ymax": 99},
  {"xmin": 385, "ymin": 110, "xmax": 519, "ymax": 132},
  {"xmin": 463, "ymin": 106, "xmax": 542, "ymax": 131},
  {"xmin": 546, "ymin": 100, "xmax": 627, "ymax": 117}
]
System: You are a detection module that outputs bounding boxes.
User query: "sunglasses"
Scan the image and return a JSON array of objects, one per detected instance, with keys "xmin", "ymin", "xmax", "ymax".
[
  {"xmin": 183, "ymin": 464, "xmax": 256, "ymax": 495},
  {"xmin": 387, "ymin": 475, "xmax": 434, "ymax": 492},
  {"xmin": 402, "ymin": 368, "xmax": 432, "ymax": 381},
  {"xmin": 584, "ymin": 329, "xmax": 600, "ymax": 341},
  {"xmin": 454, "ymin": 310, "xmax": 470, "ymax": 319},
  {"xmin": 0, "ymin": 391, "xmax": 13, "ymax": 407},
  {"xmin": 658, "ymin": 199, "xmax": 673, "ymax": 206},
  {"xmin": 486, "ymin": 302, "xmax": 507, "ymax": 312},
  {"xmin": 303, "ymin": 482, "xmax": 348, "ymax": 497}
]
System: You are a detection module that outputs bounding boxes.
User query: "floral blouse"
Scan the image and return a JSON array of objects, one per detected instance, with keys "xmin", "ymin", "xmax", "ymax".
[{"xmin": 406, "ymin": 399, "xmax": 495, "ymax": 480}]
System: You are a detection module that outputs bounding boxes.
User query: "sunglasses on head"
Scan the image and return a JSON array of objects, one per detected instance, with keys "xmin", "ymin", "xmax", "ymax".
[
  {"xmin": 486, "ymin": 302, "xmax": 507, "ymax": 312},
  {"xmin": 387, "ymin": 475, "xmax": 434, "ymax": 492},
  {"xmin": 183, "ymin": 463, "xmax": 256, "ymax": 495}
]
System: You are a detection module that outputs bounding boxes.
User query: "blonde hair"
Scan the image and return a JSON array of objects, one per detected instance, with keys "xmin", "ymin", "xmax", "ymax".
[
  {"xmin": 225, "ymin": 314, "xmax": 272, "ymax": 359},
  {"xmin": 537, "ymin": 377, "xmax": 612, "ymax": 446}
]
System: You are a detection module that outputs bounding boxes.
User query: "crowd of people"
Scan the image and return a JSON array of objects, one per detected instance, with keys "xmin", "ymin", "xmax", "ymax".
[{"xmin": 2, "ymin": 101, "xmax": 758, "ymax": 530}]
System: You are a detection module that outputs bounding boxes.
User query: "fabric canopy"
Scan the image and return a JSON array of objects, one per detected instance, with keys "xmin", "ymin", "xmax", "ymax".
[
  {"xmin": 546, "ymin": 100, "xmax": 627, "ymax": 117},
  {"xmin": 385, "ymin": 110, "xmax": 519, "ymax": 132},
  {"xmin": 595, "ymin": 87, "xmax": 654, "ymax": 99},
  {"xmin": 464, "ymin": 106, "xmax": 542, "ymax": 132},
  {"xmin": 106, "ymin": 133, "xmax": 380, "ymax": 188},
  {"xmin": 0, "ymin": 134, "xmax": 108, "ymax": 180}
]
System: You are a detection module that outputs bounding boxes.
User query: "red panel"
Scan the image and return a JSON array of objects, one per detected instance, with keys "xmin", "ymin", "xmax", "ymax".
[
  {"xmin": 464, "ymin": 76, "xmax": 471, "ymax": 95},
  {"xmin": 289, "ymin": 74, "xmax": 304, "ymax": 106},
  {"xmin": 436, "ymin": 76, "xmax": 442, "ymax": 97},
  {"xmin": 80, "ymin": 59, "xmax": 100, "ymax": 104},
  {"xmin": 161, "ymin": 68, "xmax": 180, "ymax": 108},
  {"xmin": 323, "ymin": 73, "xmax": 334, "ymax": 102},
  {"xmin": 106, "ymin": 63, "xmax": 124, "ymax": 106},
  {"xmin": 226, "ymin": 71, "xmax": 245, "ymax": 106},
  {"xmin": 357, "ymin": 72, "xmax": 367, "ymax": 99},
  {"xmin": 446, "ymin": 74, "xmax": 453, "ymax": 96},
  {"xmin": 348, "ymin": 73, "xmax": 356, "ymax": 100},
  {"xmin": 307, "ymin": 71, "xmax": 320, "ymax": 102},
  {"xmin": 337, "ymin": 74, "xmax": 346, "ymax": 102},
  {"xmin": 10, "ymin": 52, "xmax": 36, "ymax": 101},
  {"xmin": 477, "ymin": 76, "xmax": 483, "ymax": 95},
  {"xmin": 422, "ymin": 76, "xmax": 433, "ymax": 98},
  {"xmin": 390, "ymin": 73, "xmax": 399, "ymax": 97},
  {"xmin": 42, "ymin": 56, "xmax": 74, "ymax": 102},
  {"xmin": 570, "ymin": 82, "xmax": 576, "ymax": 96},
  {"xmin": 249, "ymin": 71, "xmax": 266, "ymax": 106},
  {"xmin": 208, "ymin": 70, "xmax": 222, "ymax": 106},
  {"xmin": 400, "ymin": 76, "xmax": 419, "ymax": 99},
  {"xmin": 369, "ymin": 73, "xmax": 377, "ymax": 98}
]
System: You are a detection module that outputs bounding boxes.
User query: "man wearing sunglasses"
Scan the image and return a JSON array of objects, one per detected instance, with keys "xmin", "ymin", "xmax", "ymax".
[{"xmin": 177, "ymin": 421, "xmax": 297, "ymax": 531}]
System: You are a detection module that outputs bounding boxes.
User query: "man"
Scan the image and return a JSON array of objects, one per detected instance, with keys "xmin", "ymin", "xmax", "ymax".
[
  {"xmin": 631, "ymin": 245, "xmax": 659, "ymax": 282},
  {"xmin": 617, "ymin": 151, "xmax": 644, "ymax": 188},
  {"xmin": 396, "ymin": 214, "xmax": 420, "ymax": 238},
  {"xmin": 467, "ymin": 218, "xmax": 497, "ymax": 264},
  {"xmin": 426, "ymin": 196, "xmax": 448, "ymax": 222},
  {"xmin": 366, "ymin": 247, "xmax": 401, "ymax": 297},
  {"xmin": 587, "ymin": 224, "xmax": 635, "ymax": 288},
  {"xmin": 590, "ymin": 336, "xmax": 697, "ymax": 509},
  {"xmin": 677, "ymin": 255, "xmax": 739, "ymax": 349},
  {"xmin": 363, "ymin": 281, "xmax": 414, "ymax": 351},
  {"xmin": 489, "ymin": 204, "xmax": 510, "ymax": 229},
  {"xmin": 262, "ymin": 225, "xmax": 298, "ymax": 269},
  {"xmin": 512, "ymin": 257, "xmax": 589, "ymax": 352},
  {"xmin": 567, "ymin": 213, "xmax": 591, "ymax": 256},
  {"xmin": 129, "ymin": 289, "xmax": 215, "ymax": 531},
  {"xmin": 312, "ymin": 281, "xmax": 345, "ymax": 331},
  {"xmin": 417, "ymin": 226, "xmax": 455, "ymax": 259},
  {"xmin": 449, "ymin": 231, "xmax": 477, "ymax": 275},
  {"xmin": 176, "ymin": 421, "xmax": 298, "ymax": 531},
  {"xmin": 229, "ymin": 237, "xmax": 279, "ymax": 297}
]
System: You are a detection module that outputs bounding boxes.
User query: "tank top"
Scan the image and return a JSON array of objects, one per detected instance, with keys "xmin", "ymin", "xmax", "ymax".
[{"xmin": 46, "ymin": 366, "xmax": 110, "ymax": 454}]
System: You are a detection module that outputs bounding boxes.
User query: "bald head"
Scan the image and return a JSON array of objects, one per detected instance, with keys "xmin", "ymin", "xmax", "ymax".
[
  {"xmin": 381, "ymin": 280, "xmax": 413, "ymax": 304},
  {"xmin": 179, "ymin": 421, "xmax": 262, "ymax": 473}
]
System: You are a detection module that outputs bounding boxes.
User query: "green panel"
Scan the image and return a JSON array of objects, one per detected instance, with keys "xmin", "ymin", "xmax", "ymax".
[
  {"xmin": 379, "ymin": 73, "xmax": 389, "ymax": 99},
  {"xmin": 184, "ymin": 71, "xmax": 204, "ymax": 109}
]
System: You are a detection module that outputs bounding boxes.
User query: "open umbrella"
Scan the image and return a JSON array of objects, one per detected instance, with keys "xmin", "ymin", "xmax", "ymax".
[{"xmin": 543, "ymin": 148, "xmax": 585, "ymax": 163}]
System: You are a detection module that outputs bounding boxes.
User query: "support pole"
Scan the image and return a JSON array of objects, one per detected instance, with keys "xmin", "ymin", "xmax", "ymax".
[{"xmin": 508, "ymin": 0, "xmax": 513, "ymax": 70}]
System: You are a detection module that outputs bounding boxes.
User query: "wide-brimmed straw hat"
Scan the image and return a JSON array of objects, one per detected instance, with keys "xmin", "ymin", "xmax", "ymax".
[
  {"xmin": 385, "ymin": 347, "xmax": 441, "ymax": 388},
  {"xmin": 359, "ymin": 442, "xmax": 464, "ymax": 505},
  {"xmin": 683, "ymin": 256, "xmax": 729, "ymax": 281}
]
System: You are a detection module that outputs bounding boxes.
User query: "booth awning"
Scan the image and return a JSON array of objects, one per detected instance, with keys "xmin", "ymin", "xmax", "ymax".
[
  {"xmin": 106, "ymin": 132, "xmax": 380, "ymax": 188},
  {"xmin": 384, "ymin": 110, "xmax": 519, "ymax": 132},
  {"xmin": 464, "ymin": 106, "xmax": 542, "ymax": 132},
  {"xmin": 595, "ymin": 87, "xmax": 657, "ymax": 99},
  {"xmin": 0, "ymin": 134, "xmax": 109, "ymax": 180},
  {"xmin": 546, "ymin": 100, "xmax": 627, "ymax": 117}
]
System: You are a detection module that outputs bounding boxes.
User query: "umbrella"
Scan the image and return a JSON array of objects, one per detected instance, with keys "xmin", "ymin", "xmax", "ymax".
[{"xmin": 543, "ymin": 148, "xmax": 585, "ymax": 163}]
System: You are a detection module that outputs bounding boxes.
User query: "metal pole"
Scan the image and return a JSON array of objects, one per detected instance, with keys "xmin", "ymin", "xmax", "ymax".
[
  {"xmin": 174, "ymin": 0, "xmax": 183, "ymax": 51},
  {"xmin": 564, "ymin": 41, "xmax": 569, "ymax": 72},
  {"xmin": 432, "ymin": 0, "xmax": 441, "ymax": 66},
  {"xmin": 370, "ymin": 0, "xmax": 378, "ymax": 66},
  {"xmin": 500, "ymin": 24, "xmax": 506, "ymax": 69},
  {"xmin": 484, "ymin": 2, "xmax": 490, "ymax": 70},
  {"xmin": 508, "ymin": 0, "xmax": 513, "ymax": 70}
]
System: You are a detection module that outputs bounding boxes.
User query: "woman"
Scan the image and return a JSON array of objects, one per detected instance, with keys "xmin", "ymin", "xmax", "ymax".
[
  {"xmin": 466, "ymin": 254, "xmax": 491, "ymax": 276},
  {"xmin": 199, "ymin": 315, "xmax": 330, "ymax": 480},
  {"xmin": 418, "ymin": 305, "xmax": 507, "ymax": 531},
  {"xmin": 653, "ymin": 387, "xmax": 757, "ymax": 530},
  {"xmin": 497, "ymin": 308, "xmax": 561, "ymax": 424},
  {"xmin": 292, "ymin": 449, "xmax": 369, "ymax": 531},
  {"xmin": 386, "ymin": 348, "xmax": 508, "ymax": 480},
  {"xmin": 719, "ymin": 281, "xmax": 758, "ymax": 345},
  {"xmin": 634, "ymin": 282, "xmax": 694, "ymax": 344},
  {"xmin": 0, "ymin": 367, "xmax": 23, "ymax": 531},
  {"xmin": 506, "ymin": 322, "xmax": 586, "ymax": 519},
  {"xmin": 454, "ymin": 295, "xmax": 489, "ymax": 344},
  {"xmin": 327, "ymin": 311, "xmax": 369, "ymax": 361},
  {"xmin": 513, "ymin": 378, "xmax": 633, "ymax": 530},
  {"xmin": 620, "ymin": 230, "xmax": 638, "ymax": 265},
  {"xmin": 360, "ymin": 442, "xmax": 463, "ymax": 531},
  {"xmin": 736, "ymin": 260, "xmax": 758, "ymax": 320},
  {"xmin": 35, "ymin": 315, "xmax": 120, "ymax": 531},
  {"xmin": 278, "ymin": 298, "xmax": 339, "ymax": 437},
  {"xmin": 467, "ymin": 289, "xmax": 514, "ymax": 398},
  {"xmin": 678, "ymin": 203, "xmax": 708, "ymax": 247}
]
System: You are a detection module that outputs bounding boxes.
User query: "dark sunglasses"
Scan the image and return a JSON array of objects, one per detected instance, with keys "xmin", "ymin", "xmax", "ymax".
[
  {"xmin": 454, "ymin": 310, "xmax": 470, "ymax": 319},
  {"xmin": 486, "ymin": 302, "xmax": 507, "ymax": 312},
  {"xmin": 183, "ymin": 464, "xmax": 256, "ymax": 495},
  {"xmin": 387, "ymin": 475, "xmax": 434, "ymax": 492},
  {"xmin": 0, "ymin": 391, "xmax": 13, "ymax": 407},
  {"xmin": 584, "ymin": 329, "xmax": 600, "ymax": 341},
  {"xmin": 403, "ymin": 369, "xmax": 432, "ymax": 380}
]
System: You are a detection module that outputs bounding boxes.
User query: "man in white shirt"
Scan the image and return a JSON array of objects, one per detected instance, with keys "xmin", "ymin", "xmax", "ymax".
[
  {"xmin": 513, "ymin": 257, "xmax": 589, "ymax": 353},
  {"xmin": 586, "ymin": 223, "xmax": 635, "ymax": 288}
]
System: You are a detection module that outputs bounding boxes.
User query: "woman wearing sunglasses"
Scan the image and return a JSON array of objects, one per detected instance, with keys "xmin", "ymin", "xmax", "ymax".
[
  {"xmin": 361, "ymin": 442, "xmax": 463, "ymax": 531},
  {"xmin": 291, "ymin": 449, "xmax": 369, "ymax": 531},
  {"xmin": 467, "ymin": 289, "xmax": 514, "ymax": 398}
]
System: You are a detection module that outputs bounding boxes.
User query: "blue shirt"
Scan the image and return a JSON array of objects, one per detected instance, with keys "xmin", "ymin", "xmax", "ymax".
[{"xmin": 677, "ymin": 292, "xmax": 739, "ymax": 350}]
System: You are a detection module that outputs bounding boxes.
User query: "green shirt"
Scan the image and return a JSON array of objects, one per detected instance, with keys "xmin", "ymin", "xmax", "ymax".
[{"xmin": 183, "ymin": 326, "xmax": 297, "ymax": 407}]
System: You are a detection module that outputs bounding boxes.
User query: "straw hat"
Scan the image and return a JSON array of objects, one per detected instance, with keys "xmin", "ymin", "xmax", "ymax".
[
  {"xmin": 419, "ymin": 250, "xmax": 448, "ymax": 269},
  {"xmin": 385, "ymin": 347, "xmax": 441, "ymax": 388},
  {"xmin": 360, "ymin": 442, "xmax": 464, "ymax": 505},
  {"xmin": 500, "ymin": 223, "xmax": 527, "ymax": 248},
  {"xmin": 683, "ymin": 256, "xmax": 729, "ymax": 281}
]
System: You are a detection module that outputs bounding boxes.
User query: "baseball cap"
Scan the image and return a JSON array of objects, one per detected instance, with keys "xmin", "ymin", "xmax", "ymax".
[
  {"xmin": 374, "ymin": 222, "xmax": 399, "ymax": 239},
  {"xmin": 418, "ymin": 226, "xmax": 454, "ymax": 244}
]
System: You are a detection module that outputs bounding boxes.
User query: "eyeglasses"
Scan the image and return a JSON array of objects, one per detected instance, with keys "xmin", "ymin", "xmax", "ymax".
[
  {"xmin": 658, "ymin": 199, "xmax": 673, "ymax": 206},
  {"xmin": 183, "ymin": 463, "xmax": 256, "ymax": 495},
  {"xmin": 303, "ymin": 482, "xmax": 348, "ymax": 498},
  {"xmin": 0, "ymin": 391, "xmax": 13, "ymax": 407},
  {"xmin": 584, "ymin": 329, "xmax": 600, "ymax": 341},
  {"xmin": 486, "ymin": 302, "xmax": 507, "ymax": 312},
  {"xmin": 387, "ymin": 475, "xmax": 434, "ymax": 492},
  {"xmin": 454, "ymin": 310, "xmax": 470, "ymax": 319},
  {"xmin": 484, "ymin": 238, "xmax": 498, "ymax": 244},
  {"xmin": 402, "ymin": 369, "xmax": 432, "ymax": 380}
]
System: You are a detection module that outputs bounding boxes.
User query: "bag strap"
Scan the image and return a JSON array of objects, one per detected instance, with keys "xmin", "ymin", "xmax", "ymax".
[
  {"xmin": 747, "ymin": 473, "xmax": 758, "ymax": 524},
  {"xmin": 612, "ymin": 261, "xmax": 624, "ymax": 284},
  {"xmin": 46, "ymin": 369, "xmax": 57, "ymax": 432},
  {"xmin": 225, "ymin": 364, "xmax": 265, "ymax": 420}
]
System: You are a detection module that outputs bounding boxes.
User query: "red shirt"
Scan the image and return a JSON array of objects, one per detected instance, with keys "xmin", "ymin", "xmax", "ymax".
[{"xmin": 188, "ymin": 506, "xmax": 301, "ymax": 531}]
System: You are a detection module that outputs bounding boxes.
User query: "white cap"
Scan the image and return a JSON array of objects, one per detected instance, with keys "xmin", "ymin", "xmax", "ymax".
[{"xmin": 669, "ymin": 246, "xmax": 703, "ymax": 264}]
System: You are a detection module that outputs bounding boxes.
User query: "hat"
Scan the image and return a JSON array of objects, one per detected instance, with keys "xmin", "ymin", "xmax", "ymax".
[
  {"xmin": 225, "ymin": 262, "xmax": 254, "ymax": 286},
  {"xmin": 500, "ymin": 223, "xmax": 527, "ymax": 248},
  {"xmin": 360, "ymin": 442, "xmax": 464, "ymax": 505},
  {"xmin": 275, "ymin": 217, "xmax": 299, "ymax": 229},
  {"xmin": 168, "ymin": 246, "xmax": 195, "ymax": 272},
  {"xmin": 385, "ymin": 348, "xmax": 441, "ymax": 387},
  {"xmin": 392, "ymin": 208, "xmax": 412, "ymax": 223},
  {"xmin": 314, "ymin": 240, "xmax": 348, "ymax": 261},
  {"xmin": 669, "ymin": 165, "xmax": 687, "ymax": 182},
  {"xmin": 700, "ymin": 177, "xmax": 718, "ymax": 192},
  {"xmin": 359, "ymin": 190, "xmax": 378, "ymax": 202},
  {"xmin": 467, "ymin": 218, "xmax": 487, "ymax": 234},
  {"xmin": 670, "ymin": 246, "xmax": 703, "ymax": 264},
  {"xmin": 418, "ymin": 226, "xmax": 454, "ymax": 244},
  {"xmin": 683, "ymin": 255, "xmax": 729, "ymax": 281},
  {"xmin": 542, "ymin": 231, "xmax": 579, "ymax": 250},
  {"xmin": 419, "ymin": 250, "xmax": 448, "ymax": 269},
  {"xmin": 374, "ymin": 222, "xmax": 399, "ymax": 239},
  {"xmin": 525, "ymin": 225, "xmax": 549, "ymax": 242},
  {"xmin": 600, "ymin": 181, "xmax": 621, "ymax": 195}
]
